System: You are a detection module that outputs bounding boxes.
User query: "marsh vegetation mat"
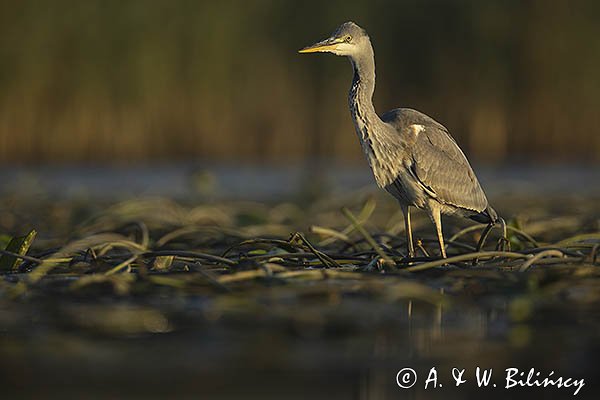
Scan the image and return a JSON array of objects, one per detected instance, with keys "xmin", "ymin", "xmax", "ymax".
[{"xmin": 0, "ymin": 191, "xmax": 599, "ymax": 398}]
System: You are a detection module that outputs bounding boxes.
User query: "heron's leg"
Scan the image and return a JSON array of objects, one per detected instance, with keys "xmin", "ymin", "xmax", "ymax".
[
  {"xmin": 431, "ymin": 207, "xmax": 447, "ymax": 258},
  {"xmin": 401, "ymin": 205, "xmax": 415, "ymax": 258}
]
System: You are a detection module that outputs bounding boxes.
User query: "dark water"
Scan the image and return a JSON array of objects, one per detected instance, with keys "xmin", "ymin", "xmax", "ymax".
[{"xmin": 2, "ymin": 269, "xmax": 599, "ymax": 399}]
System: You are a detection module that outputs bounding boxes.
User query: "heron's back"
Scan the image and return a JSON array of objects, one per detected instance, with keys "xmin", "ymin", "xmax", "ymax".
[{"xmin": 380, "ymin": 108, "xmax": 490, "ymax": 217}]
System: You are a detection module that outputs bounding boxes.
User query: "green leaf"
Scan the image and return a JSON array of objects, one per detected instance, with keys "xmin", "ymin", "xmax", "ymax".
[
  {"xmin": 247, "ymin": 249, "xmax": 267, "ymax": 256},
  {"xmin": 0, "ymin": 229, "xmax": 37, "ymax": 272}
]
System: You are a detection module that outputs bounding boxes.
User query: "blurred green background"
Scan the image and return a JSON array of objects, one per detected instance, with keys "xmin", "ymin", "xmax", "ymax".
[{"xmin": 1, "ymin": 0, "xmax": 599, "ymax": 165}]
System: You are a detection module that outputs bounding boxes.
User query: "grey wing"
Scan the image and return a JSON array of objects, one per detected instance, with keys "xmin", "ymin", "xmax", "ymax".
[{"xmin": 382, "ymin": 108, "xmax": 488, "ymax": 212}]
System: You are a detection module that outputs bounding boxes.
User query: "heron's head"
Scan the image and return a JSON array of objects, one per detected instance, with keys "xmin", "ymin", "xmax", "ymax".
[{"xmin": 299, "ymin": 21, "xmax": 370, "ymax": 58}]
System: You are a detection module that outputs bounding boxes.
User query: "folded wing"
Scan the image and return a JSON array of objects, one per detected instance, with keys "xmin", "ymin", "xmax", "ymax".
[{"xmin": 381, "ymin": 108, "xmax": 488, "ymax": 213}]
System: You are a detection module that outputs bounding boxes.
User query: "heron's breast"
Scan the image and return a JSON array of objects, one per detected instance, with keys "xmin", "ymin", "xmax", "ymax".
[
  {"xmin": 348, "ymin": 85, "xmax": 408, "ymax": 188},
  {"xmin": 354, "ymin": 120, "xmax": 407, "ymax": 188}
]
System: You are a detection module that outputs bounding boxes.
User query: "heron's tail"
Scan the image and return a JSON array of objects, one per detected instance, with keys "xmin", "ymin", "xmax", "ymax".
[{"xmin": 469, "ymin": 205, "xmax": 499, "ymax": 224}]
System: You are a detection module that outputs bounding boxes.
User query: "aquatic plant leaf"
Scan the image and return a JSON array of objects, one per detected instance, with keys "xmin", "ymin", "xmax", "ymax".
[
  {"xmin": 0, "ymin": 229, "xmax": 37, "ymax": 272},
  {"xmin": 152, "ymin": 255, "xmax": 174, "ymax": 271}
]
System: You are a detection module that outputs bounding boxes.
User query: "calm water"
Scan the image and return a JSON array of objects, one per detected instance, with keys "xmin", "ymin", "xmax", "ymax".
[
  {"xmin": 1, "ymin": 270, "xmax": 598, "ymax": 399},
  {"xmin": 1, "ymin": 163, "xmax": 599, "ymax": 200}
]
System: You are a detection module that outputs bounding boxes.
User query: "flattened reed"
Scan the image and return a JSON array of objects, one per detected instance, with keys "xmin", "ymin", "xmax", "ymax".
[{"xmin": 1, "ymin": 193, "xmax": 598, "ymax": 300}]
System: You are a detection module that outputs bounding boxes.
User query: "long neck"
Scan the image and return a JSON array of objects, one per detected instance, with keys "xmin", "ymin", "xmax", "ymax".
[
  {"xmin": 350, "ymin": 46, "xmax": 376, "ymax": 108},
  {"xmin": 348, "ymin": 42, "xmax": 385, "ymax": 141}
]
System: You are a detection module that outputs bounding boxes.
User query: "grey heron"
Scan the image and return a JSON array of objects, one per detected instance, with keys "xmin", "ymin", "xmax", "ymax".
[{"xmin": 300, "ymin": 21, "xmax": 498, "ymax": 258}]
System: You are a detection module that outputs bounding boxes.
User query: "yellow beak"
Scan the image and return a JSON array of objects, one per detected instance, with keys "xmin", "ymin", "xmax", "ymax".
[{"xmin": 298, "ymin": 38, "xmax": 339, "ymax": 54}]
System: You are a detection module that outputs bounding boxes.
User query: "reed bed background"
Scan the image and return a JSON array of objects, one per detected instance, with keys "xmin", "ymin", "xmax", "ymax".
[{"xmin": 1, "ymin": 0, "xmax": 600, "ymax": 164}]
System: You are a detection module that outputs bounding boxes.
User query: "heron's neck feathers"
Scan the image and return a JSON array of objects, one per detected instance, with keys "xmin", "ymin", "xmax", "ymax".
[
  {"xmin": 350, "ymin": 43, "xmax": 376, "ymax": 107},
  {"xmin": 348, "ymin": 40, "xmax": 386, "ymax": 137}
]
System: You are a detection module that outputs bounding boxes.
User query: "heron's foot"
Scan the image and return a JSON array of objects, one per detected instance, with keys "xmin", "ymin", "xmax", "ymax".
[
  {"xmin": 407, "ymin": 243, "xmax": 415, "ymax": 259},
  {"xmin": 440, "ymin": 248, "xmax": 447, "ymax": 259}
]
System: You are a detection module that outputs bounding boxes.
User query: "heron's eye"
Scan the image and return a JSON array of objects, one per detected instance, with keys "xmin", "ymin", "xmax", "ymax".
[{"xmin": 344, "ymin": 35, "xmax": 352, "ymax": 43}]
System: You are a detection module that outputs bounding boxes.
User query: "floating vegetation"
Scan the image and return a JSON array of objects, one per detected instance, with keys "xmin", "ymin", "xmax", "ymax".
[{"xmin": 0, "ymin": 193, "xmax": 598, "ymax": 300}]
